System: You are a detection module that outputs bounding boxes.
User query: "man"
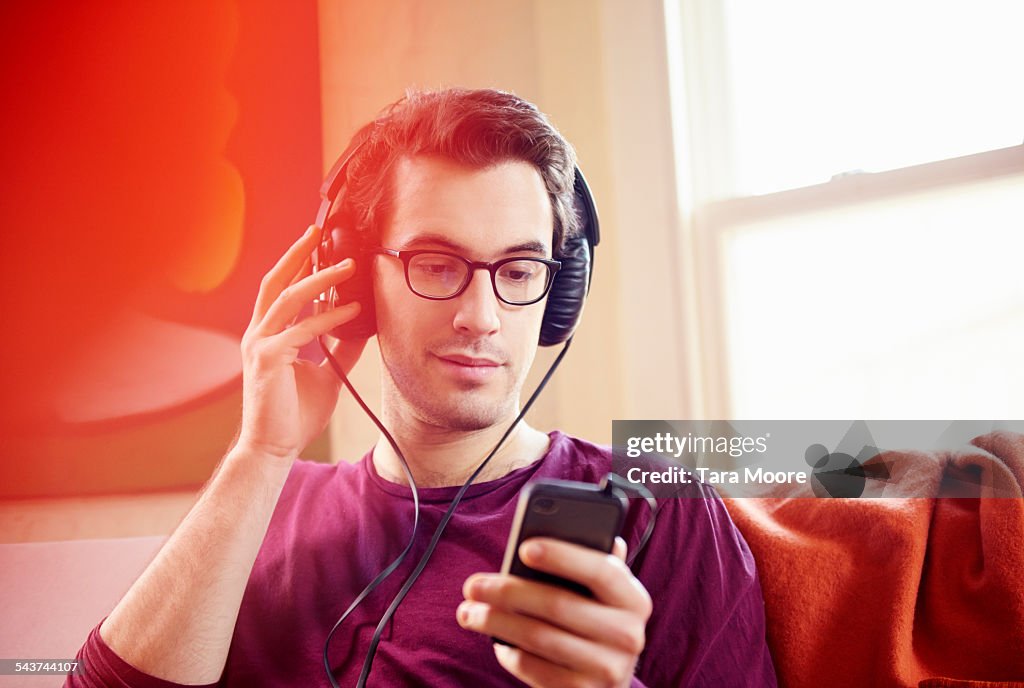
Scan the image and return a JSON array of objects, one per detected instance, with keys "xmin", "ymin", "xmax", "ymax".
[{"xmin": 69, "ymin": 88, "xmax": 776, "ymax": 686}]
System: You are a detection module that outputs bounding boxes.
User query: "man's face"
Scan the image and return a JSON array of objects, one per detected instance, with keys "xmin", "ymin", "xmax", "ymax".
[{"xmin": 372, "ymin": 155, "xmax": 553, "ymax": 431}]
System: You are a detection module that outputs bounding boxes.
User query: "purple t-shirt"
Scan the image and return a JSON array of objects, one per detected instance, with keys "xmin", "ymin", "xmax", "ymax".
[{"xmin": 68, "ymin": 431, "xmax": 776, "ymax": 686}]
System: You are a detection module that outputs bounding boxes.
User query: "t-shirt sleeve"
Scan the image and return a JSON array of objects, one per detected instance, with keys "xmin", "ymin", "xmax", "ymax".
[
  {"xmin": 63, "ymin": 619, "xmax": 221, "ymax": 688},
  {"xmin": 629, "ymin": 484, "xmax": 778, "ymax": 687}
]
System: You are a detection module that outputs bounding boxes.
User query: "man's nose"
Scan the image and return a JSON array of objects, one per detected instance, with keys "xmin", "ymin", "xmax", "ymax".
[{"xmin": 452, "ymin": 269, "xmax": 500, "ymax": 336}]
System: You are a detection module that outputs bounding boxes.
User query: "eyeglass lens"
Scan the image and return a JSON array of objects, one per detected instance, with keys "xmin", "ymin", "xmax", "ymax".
[{"xmin": 407, "ymin": 253, "xmax": 551, "ymax": 303}]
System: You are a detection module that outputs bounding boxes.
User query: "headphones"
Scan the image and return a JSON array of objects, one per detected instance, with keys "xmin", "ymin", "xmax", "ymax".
[{"xmin": 312, "ymin": 135, "xmax": 600, "ymax": 346}]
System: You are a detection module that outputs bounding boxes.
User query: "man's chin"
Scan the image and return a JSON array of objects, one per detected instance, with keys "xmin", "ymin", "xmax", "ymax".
[
  {"xmin": 418, "ymin": 390, "xmax": 518, "ymax": 432},
  {"xmin": 382, "ymin": 357, "xmax": 522, "ymax": 430}
]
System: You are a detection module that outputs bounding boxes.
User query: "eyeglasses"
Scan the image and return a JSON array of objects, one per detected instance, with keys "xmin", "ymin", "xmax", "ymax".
[{"xmin": 374, "ymin": 248, "xmax": 561, "ymax": 306}]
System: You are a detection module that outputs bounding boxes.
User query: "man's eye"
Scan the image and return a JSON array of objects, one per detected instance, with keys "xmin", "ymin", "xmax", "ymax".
[
  {"xmin": 414, "ymin": 262, "xmax": 459, "ymax": 277},
  {"xmin": 500, "ymin": 262, "xmax": 540, "ymax": 282}
]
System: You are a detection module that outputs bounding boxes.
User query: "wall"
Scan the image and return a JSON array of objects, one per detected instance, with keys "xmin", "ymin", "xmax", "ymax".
[
  {"xmin": 318, "ymin": 0, "xmax": 689, "ymax": 460},
  {"xmin": 0, "ymin": 0, "xmax": 689, "ymax": 540}
]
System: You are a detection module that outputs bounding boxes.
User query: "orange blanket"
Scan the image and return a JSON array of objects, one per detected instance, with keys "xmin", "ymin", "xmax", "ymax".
[{"xmin": 724, "ymin": 431, "xmax": 1024, "ymax": 688}]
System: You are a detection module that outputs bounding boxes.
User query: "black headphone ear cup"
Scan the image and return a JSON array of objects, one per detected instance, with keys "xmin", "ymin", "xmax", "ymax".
[
  {"xmin": 324, "ymin": 223, "xmax": 377, "ymax": 339},
  {"xmin": 540, "ymin": 235, "xmax": 590, "ymax": 346}
]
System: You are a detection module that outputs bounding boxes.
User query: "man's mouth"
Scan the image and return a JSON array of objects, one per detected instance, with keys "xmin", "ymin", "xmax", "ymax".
[
  {"xmin": 436, "ymin": 353, "xmax": 503, "ymax": 367},
  {"xmin": 433, "ymin": 352, "xmax": 505, "ymax": 383}
]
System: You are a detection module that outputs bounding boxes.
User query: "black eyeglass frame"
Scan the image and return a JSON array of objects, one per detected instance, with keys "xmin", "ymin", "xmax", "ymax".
[{"xmin": 373, "ymin": 248, "xmax": 562, "ymax": 306}]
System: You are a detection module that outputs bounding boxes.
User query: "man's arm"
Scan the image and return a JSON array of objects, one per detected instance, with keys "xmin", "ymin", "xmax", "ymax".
[
  {"xmin": 96, "ymin": 447, "xmax": 292, "ymax": 683},
  {"xmin": 72, "ymin": 226, "xmax": 365, "ymax": 685}
]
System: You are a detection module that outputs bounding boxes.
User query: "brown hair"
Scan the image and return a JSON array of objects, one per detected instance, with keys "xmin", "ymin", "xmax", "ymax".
[{"xmin": 335, "ymin": 87, "xmax": 580, "ymax": 255}]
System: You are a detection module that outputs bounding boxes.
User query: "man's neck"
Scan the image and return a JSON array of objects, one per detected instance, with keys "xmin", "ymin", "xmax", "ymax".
[{"xmin": 371, "ymin": 416, "xmax": 551, "ymax": 488}]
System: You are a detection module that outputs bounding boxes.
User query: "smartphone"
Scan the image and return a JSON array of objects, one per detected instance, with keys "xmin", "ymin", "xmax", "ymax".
[{"xmin": 500, "ymin": 478, "xmax": 628, "ymax": 599}]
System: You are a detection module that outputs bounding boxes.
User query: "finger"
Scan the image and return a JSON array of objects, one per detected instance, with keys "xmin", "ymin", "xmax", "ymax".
[
  {"xmin": 269, "ymin": 301, "xmax": 361, "ymax": 351},
  {"xmin": 457, "ymin": 601, "xmax": 632, "ymax": 680},
  {"xmin": 463, "ymin": 573, "xmax": 646, "ymax": 655},
  {"xmin": 277, "ymin": 255, "xmax": 316, "ymax": 330},
  {"xmin": 493, "ymin": 643, "xmax": 588, "ymax": 688},
  {"xmin": 288, "ymin": 254, "xmax": 313, "ymax": 288},
  {"xmin": 250, "ymin": 225, "xmax": 322, "ymax": 327},
  {"xmin": 518, "ymin": 538, "xmax": 652, "ymax": 616},
  {"xmin": 255, "ymin": 258, "xmax": 355, "ymax": 336}
]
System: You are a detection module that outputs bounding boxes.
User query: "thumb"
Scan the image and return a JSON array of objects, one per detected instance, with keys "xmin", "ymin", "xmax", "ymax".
[{"xmin": 612, "ymin": 536, "xmax": 628, "ymax": 562}]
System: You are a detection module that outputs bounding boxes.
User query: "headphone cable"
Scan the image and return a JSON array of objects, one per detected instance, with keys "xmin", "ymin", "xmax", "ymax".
[
  {"xmin": 318, "ymin": 333, "xmax": 573, "ymax": 687},
  {"xmin": 318, "ymin": 333, "xmax": 420, "ymax": 687},
  {"xmin": 354, "ymin": 337, "xmax": 573, "ymax": 687}
]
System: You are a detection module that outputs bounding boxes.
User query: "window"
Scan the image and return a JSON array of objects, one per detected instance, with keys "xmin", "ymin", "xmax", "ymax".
[{"xmin": 666, "ymin": 0, "xmax": 1024, "ymax": 418}]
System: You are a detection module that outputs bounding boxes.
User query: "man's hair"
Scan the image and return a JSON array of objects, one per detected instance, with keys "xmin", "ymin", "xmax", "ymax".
[{"xmin": 335, "ymin": 87, "xmax": 580, "ymax": 256}]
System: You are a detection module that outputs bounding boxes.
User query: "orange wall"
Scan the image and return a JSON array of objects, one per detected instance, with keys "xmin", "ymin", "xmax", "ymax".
[{"xmin": 0, "ymin": 3, "xmax": 325, "ymax": 499}]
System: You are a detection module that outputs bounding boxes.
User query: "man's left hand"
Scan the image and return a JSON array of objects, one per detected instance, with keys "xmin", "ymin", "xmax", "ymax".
[{"xmin": 458, "ymin": 536, "xmax": 652, "ymax": 688}]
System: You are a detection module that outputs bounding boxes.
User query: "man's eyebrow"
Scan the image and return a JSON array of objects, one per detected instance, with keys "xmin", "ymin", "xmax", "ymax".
[
  {"xmin": 503, "ymin": 239, "xmax": 550, "ymax": 255},
  {"xmin": 399, "ymin": 233, "xmax": 464, "ymax": 251},
  {"xmin": 399, "ymin": 232, "xmax": 550, "ymax": 255}
]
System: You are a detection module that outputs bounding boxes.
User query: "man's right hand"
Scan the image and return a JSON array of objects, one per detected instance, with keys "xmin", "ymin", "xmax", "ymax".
[
  {"xmin": 88, "ymin": 225, "xmax": 364, "ymax": 685},
  {"xmin": 235, "ymin": 224, "xmax": 367, "ymax": 465}
]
